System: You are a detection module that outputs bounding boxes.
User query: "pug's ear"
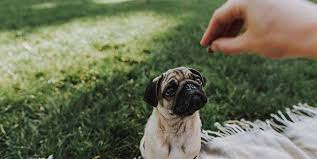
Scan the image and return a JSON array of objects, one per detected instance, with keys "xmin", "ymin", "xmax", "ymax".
[
  {"xmin": 144, "ymin": 75, "xmax": 163, "ymax": 107},
  {"xmin": 188, "ymin": 68, "xmax": 207, "ymax": 86}
]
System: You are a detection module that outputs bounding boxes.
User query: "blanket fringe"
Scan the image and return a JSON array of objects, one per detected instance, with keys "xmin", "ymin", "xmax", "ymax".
[{"xmin": 202, "ymin": 103, "xmax": 317, "ymax": 141}]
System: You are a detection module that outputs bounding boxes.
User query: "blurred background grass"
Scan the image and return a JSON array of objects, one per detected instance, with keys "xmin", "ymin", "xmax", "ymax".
[{"xmin": 0, "ymin": 0, "xmax": 316, "ymax": 158}]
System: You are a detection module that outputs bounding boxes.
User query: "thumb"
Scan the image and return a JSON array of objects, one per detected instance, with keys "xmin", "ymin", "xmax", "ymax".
[{"xmin": 211, "ymin": 34, "xmax": 248, "ymax": 54}]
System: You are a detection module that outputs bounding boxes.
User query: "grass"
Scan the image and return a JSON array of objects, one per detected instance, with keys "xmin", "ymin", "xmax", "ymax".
[{"xmin": 0, "ymin": 0, "xmax": 316, "ymax": 158}]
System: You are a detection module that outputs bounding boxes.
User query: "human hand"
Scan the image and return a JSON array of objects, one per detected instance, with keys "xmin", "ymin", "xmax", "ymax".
[{"xmin": 201, "ymin": 0, "xmax": 317, "ymax": 59}]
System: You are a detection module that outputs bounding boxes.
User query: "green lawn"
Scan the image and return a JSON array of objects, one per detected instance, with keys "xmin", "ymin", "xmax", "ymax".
[{"xmin": 0, "ymin": 0, "xmax": 316, "ymax": 158}]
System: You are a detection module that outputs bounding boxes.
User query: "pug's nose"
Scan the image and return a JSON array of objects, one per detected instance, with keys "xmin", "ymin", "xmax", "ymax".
[{"xmin": 190, "ymin": 95, "xmax": 204, "ymax": 107}]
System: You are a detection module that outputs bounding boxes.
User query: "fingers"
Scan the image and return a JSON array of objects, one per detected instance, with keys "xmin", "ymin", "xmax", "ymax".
[
  {"xmin": 200, "ymin": 0, "xmax": 245, "ymax": 47},
  {"xmin": 211, "ymin": 33, "xmax": 249, "ymax": 54},
  {"xmin": 200, "ymin": 15, "xmax": 222, "ymax": 47},
  {"xmin": 224, "ymin": 19, "xmax": 244, "ymax": 38}
]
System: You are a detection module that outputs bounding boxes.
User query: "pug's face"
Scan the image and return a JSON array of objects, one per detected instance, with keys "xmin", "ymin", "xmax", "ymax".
[{"xmin": 144, "ymin": 67, "xmax": 207, "ymax": 117}]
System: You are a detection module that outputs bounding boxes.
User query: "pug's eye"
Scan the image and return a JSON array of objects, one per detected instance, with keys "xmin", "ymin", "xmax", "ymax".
[
  {"xmin": 195, "ymin": 78, "xmax": 203, "ymax": 85},
  {"xmin": 164, "ymin": 87, "xmax": 177, "ymax": 97}
]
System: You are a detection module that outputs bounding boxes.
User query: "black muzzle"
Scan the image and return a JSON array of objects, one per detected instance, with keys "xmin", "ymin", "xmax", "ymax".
[{"xmin": 174, "ymin": 81, "xmax": 207, "ymax": 116}]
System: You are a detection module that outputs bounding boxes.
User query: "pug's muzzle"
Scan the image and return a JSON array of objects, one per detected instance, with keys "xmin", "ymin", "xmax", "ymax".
[{"xmin": 174, "ymin": 80, "xmax": 207, "ymax": 116}]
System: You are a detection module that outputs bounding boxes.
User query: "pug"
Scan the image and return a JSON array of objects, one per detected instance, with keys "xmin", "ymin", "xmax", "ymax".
[{"xmin": 140, "ymin": 67, "xmax": 208, "ymax": 159}]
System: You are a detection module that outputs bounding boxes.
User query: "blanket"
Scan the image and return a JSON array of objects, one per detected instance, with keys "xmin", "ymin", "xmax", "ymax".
[{"xmin": 200, "ymin": 103, "xmax": 317, "ymax": 159}]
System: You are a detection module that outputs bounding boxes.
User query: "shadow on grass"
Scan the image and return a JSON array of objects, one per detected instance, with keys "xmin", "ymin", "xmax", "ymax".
[
  {"xmin": 0, "ymin": 1, "xmax": 216, "ymax": 158},
  {"xmin": 0, "ymin": 0, "xmax": 189, "ymax": 31},
  {"xmin": 1, "ymin": 0, "xmax": 317, "ymax": 158}
]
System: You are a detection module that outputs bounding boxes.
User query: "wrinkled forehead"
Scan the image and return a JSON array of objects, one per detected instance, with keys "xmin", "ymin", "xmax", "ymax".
[{"xmin": 161, "ymin": 67, "xmax": 191, "ymax": 86}]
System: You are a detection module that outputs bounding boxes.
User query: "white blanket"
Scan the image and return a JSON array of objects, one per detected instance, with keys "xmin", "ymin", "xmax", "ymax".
[{"xmin": 200, "ymin": 103, "xmax": 317, "ymax": 159}]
